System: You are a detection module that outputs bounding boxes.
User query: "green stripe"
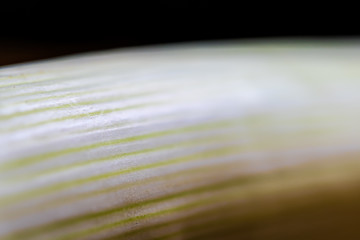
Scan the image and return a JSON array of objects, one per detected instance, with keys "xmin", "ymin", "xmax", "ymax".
[
  {"xmin": 2, "ymin": 101, "xmax": 164, "ymax": 133},
  {"xmin": 0, "ymin": 119, "xmax": 239, "ymax": 172},
  {"xmin": 0, "ymin": 145, "xmax": 241, "ymax": 206},
  {"xmin": 0, "ymin": 77, "xmax": 55, "ymax": 88},
  {"xmin": 0, "ymin": 89, "xmax": 162, "ymax": 121},
  {"xmin": 102, "ymin": 200, "xmax": 245, "ymax": 240},
  {"xmin": 7, "ymin": 161, "xmax": 245, "ymax": 222},
  {"xmin": 15, "ymin": 132, "xmax": 239, "ymax": 181},
  {"xmin": 5, "ymin": 174, "xmax": 251, "ymax": 240}
]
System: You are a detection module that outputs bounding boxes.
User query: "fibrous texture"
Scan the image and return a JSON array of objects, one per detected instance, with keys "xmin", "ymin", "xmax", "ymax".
[{"xmin": 1, "ymin": 42, "xmax": 360, "ymax": 239}]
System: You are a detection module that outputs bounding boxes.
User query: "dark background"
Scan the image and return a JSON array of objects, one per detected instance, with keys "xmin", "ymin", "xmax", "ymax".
[{"xmin": 1, "ymin": 1, "xmax": 358, "ymax": 66}]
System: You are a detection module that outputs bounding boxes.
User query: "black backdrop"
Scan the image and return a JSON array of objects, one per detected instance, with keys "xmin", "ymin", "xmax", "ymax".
[{"xmin": 1, "ymin": 0, "xmax": 358, "ymax": 66}]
